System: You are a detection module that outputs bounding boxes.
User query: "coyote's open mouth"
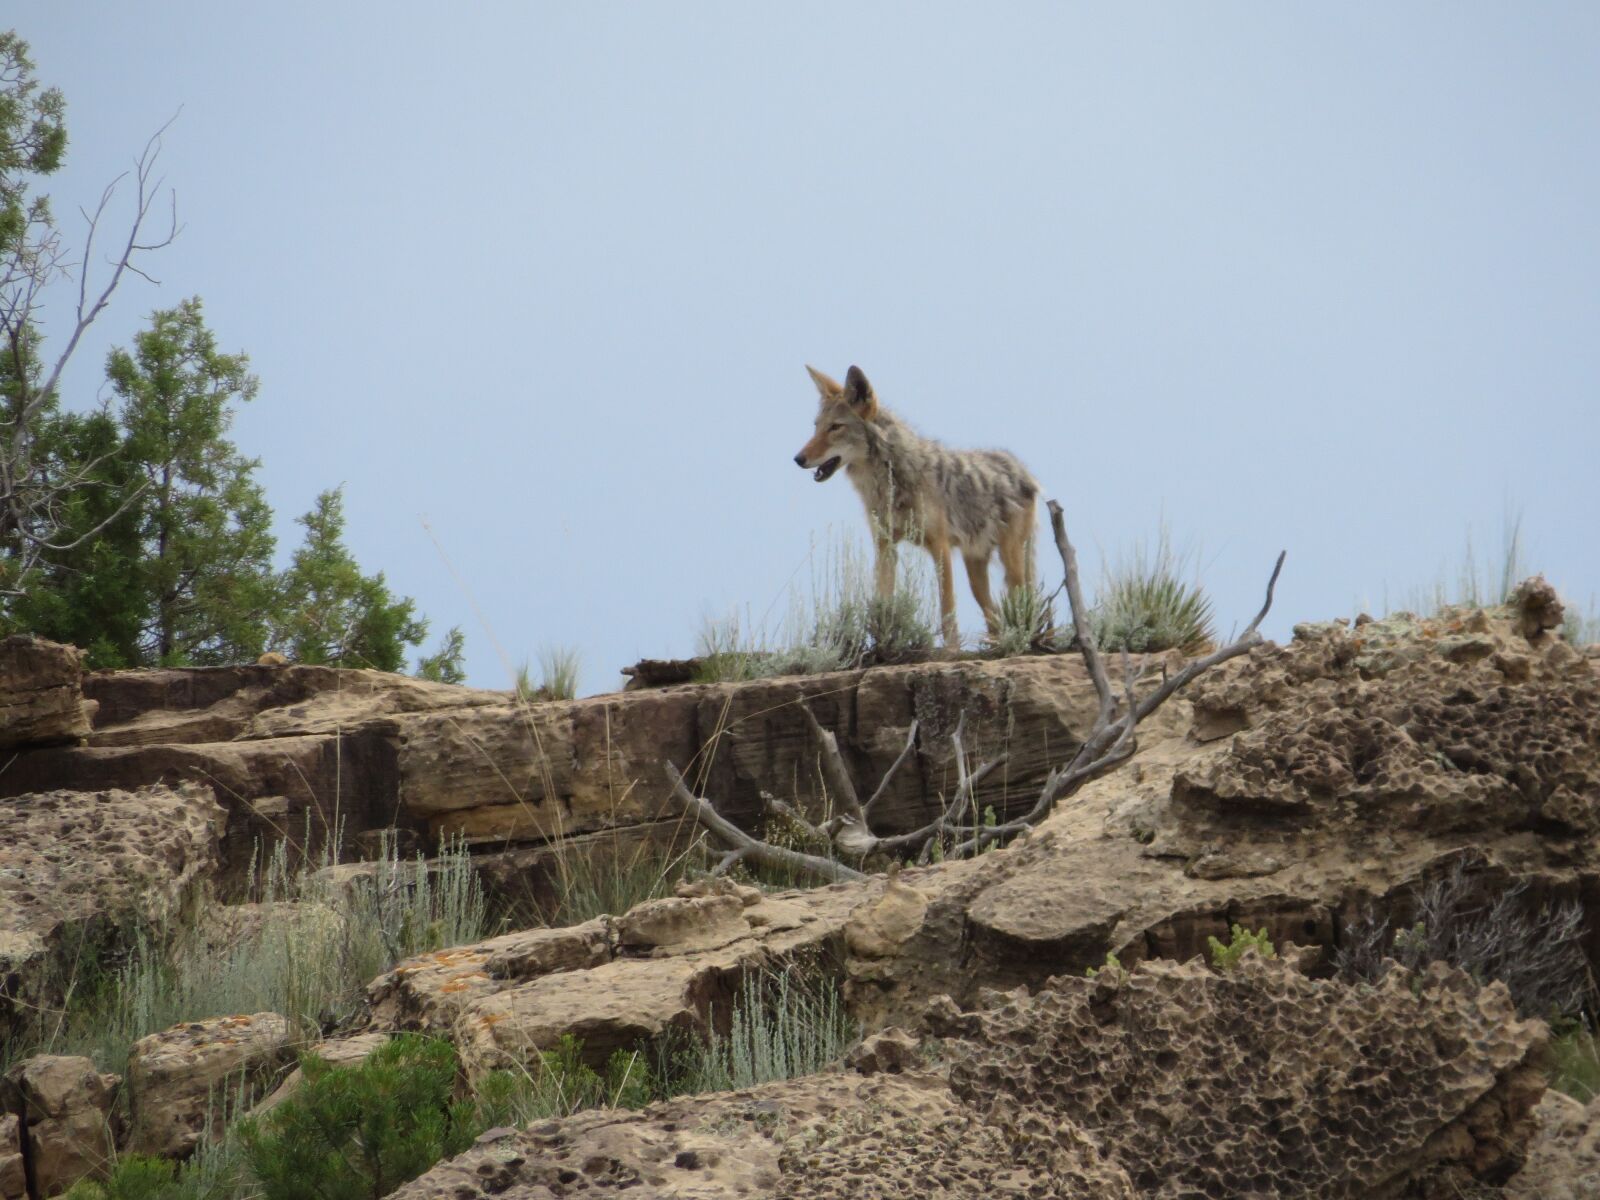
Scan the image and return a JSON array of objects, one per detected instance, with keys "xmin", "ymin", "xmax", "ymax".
[{"xmin": 813, "ymin": 456, "xmax": 842, "ymax": 483}]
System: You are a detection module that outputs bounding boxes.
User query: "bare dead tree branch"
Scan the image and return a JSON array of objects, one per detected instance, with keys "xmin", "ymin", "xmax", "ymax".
[
  {"xmin": 664, "ymin": 497, "xmax": 1286, "ymax": 877},
  {"xmin": 0, "ymin": 113, "xmax": 180, "ymax": 586},
  {"xmin": 863, "ymin": 719, "xmax": 918, "ymax": 822},
  {"xmin": 663, "ymin": 762, "xmax": 867, "ymax": 884}
]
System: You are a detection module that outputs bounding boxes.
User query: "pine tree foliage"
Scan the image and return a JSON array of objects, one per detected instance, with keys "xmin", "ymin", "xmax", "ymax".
[
  {"xmin": 416, "ymin": 624, "xmax": 467, "ymax": 683},
  {"xmin": 272, "ymin": 486, "xmax": 428, "ymax": 672},
  {"xmin": 107, "ymin": 297, "xmax": 276, "ymax": 664},
  {"xmin": 237, "ymin": 1034, "xmax": 478, "ymax": 1200},
  {"xmin": 0, "ymin": 30, "xmax": 65, "ymax": 254}
]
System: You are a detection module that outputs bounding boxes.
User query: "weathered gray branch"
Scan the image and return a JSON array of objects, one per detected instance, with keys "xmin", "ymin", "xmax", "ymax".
[{"xmin": 664, "ymin": 762, "xmax": 866, "ymax": 884}]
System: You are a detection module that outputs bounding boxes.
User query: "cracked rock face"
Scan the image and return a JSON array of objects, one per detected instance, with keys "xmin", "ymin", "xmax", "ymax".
[
  {"xmin": 366, "ymin": 879, "xmax": 864, "ymax": 1079},
  {"xmin": 388, "ymin": 957, "xmax": 1542, "ymax": 1199}
]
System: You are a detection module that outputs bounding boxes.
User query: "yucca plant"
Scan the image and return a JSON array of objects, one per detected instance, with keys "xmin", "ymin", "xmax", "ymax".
[
  {"xmin": 991, "ymin": 584, "xmax": 1056, "ymax": 657},
  {"xmin": 1092, "ymin": 532, "xmax": 1214, "ymax": 656}
]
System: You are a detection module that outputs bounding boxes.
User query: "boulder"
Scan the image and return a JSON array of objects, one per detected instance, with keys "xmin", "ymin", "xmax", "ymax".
[
  {"xmin": 124, "ymin": 1012, "xmax": 291, "ymax": 1159},
  {"xmin": 844, "ymin": 603, "xmax": 1600, "ymax": 1023},
  {"xmin": 0, "ymin": 636, "xmax": 89, "ymax": 751},
  {"xmin": 0, "ymin": 1055, "xmax": 117, "ymax": 1198},
  {"xmin": 0, "ymin": 1114, "xmax": 24, "ymax": 1200},
  {"xmin": 0, "ymin": 783, "xmax": 227, "ymax": 1040}
]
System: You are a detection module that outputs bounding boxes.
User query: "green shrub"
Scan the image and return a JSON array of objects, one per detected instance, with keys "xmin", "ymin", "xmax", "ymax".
[
  {"xmin": 538, "ymin": 645, "xmax": 581, "ymax": 700},
  {"xmin": 415, "ymin": 626, "xmax": 467, "ymax": 684},
  {"xmin": 694, "ymin": 529, "xmax": 941, "ymax": 680},
  {"xmin": 63, "ymin": 1156, "xmax": 178, "ymax": 1200},
  {"xmin": 693, "ymin": 612, "xmax": 767, "ymax": 682},
  {"xmin": 865, "ymin": 590, "xmax": 935, "ymax": 661},
  {"xmin": 1334, "ymin": 865, "xmax": 1590, "ymax": 1020},
  {"xmin": 515, "ymin": 646, "xmax": 582, "ymax": 700},
  {"xmin": 236, "ymin": 1034, "xmax": 477, "ymax": 1200},
  {"xmin": 1092, "ymin": 531, "xmax": 1214, "ymax": 656},
  {"xmin": 1398, "ymin": 513, "xmax": 1526, "ymax": 616},
  {"xmin": 1564, "ymin": 599, "xmax": 1600, "ymax": 647},
  {"xmin": 536, "ymin": 840, "xmax": 696, "ymax": 928},
  {"xmin": 1208, "ymin": 925, "xmax": 1275, "ymax": 972}
]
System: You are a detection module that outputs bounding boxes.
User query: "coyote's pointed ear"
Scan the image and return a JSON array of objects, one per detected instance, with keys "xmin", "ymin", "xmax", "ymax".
[
  {"xmin": 844, "ymin": 365, "xmax": 877, "ymax": 420},
  {"xmin": 806, "ymin": 364, "xmax": 842, "ymax": 397}
]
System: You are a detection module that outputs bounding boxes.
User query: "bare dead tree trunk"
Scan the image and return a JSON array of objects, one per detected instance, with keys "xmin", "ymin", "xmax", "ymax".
[{"xmin": 664, "ymin": 499, "xmax": 1284, "ymax": 882}]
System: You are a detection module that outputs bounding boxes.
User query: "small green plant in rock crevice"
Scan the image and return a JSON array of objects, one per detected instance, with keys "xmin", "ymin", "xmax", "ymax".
[
  {"xmin": 1208, "ymin": 925, "xmax": 1275, "ymax": 972},
  {"xmin": 1085, "ymin": 951, "xmax": 1125, "ymax": 979}
]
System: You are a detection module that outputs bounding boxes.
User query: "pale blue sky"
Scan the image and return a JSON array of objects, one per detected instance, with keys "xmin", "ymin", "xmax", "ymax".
[{"xmin": 11, "ymin": 4, "xmax": 1598, "ymax": 692}]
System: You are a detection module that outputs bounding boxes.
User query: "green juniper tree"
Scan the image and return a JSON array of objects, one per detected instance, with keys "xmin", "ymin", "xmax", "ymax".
[
  {"xmin": 108, "ymin": 297, "xmax": 276, "ymax": 664},
  {"xmin": 272, "ymin": 486, "xmax": 428, "ymax": 671}
]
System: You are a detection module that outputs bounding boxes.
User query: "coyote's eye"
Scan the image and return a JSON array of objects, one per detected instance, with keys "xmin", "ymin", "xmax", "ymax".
[{"xmin": 827, "ymin": 422, "xmax": 843, "ymax": 433}]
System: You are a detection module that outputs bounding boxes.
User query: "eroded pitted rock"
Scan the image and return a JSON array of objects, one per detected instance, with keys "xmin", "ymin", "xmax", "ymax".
[
  {"xmin": 1505, "ymin": 1089, "xmax": 1600, "ymax": 1199},
  {"xmin": 390, "ymin": 957, "xmax": 1542, "ymax": 1199},
  {"xmin": 1160, "ymin": 594, "xmax": 1600, "ymax": 875},
  {"xmin": 1175, "ymin": 660, "xmax": 1600, "ymax": 839},
  {"xmin": 1189, "ymin": 593, "xmax": 1583, "ymax": 741},
  {"xmin": 931, "ymin": 957, "xmax": 1545, "ymax": 1197},
  {"xmin": 391, "ymin": 1070, "xmax": 1136, "ymax": 1200},
  {"xmin": 125, "ymin": 1012, "xmax": 291, "ymax": 1159},
  {"xmin": 0, "ymin": 782, "xmax": 227, "ymax": 1038}
]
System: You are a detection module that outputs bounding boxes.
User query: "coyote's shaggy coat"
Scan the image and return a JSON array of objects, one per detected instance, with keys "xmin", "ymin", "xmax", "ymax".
[{"xmin": 793, "ymin": 364, "xmax": 1037, "ymax": 647}]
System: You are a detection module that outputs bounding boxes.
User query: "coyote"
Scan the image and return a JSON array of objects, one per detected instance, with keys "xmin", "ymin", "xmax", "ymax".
[{"xmin": 793, "ymin": 364, "xmax": 1038, "ymax": 647}]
